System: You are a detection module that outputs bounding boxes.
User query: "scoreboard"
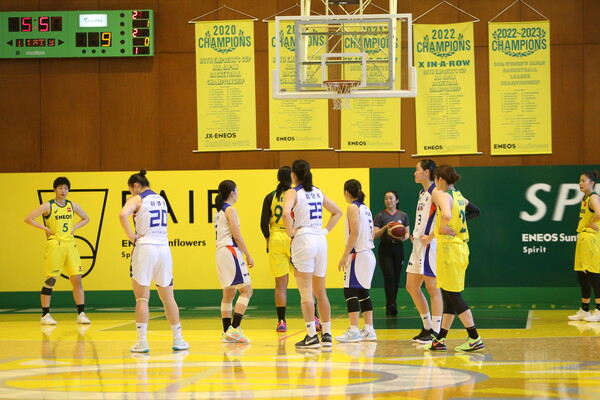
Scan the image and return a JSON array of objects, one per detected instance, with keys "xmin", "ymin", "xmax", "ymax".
[{"xmin": 0, "ymin": 10, "xmax": 154, "ymax": 58}]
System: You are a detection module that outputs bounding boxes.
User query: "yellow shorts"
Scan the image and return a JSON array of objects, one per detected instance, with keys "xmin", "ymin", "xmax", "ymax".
[
  {"xmin": 574, "ymin": 231, "xmax": 600, "ymax": 273},
  {"xmin": 43, "ymin": 239, "xmax": 83, "ymax": 277},
  {"xmin": 268, "ymin": 231, "xmax": 292, "ymax": 278},
  {"xmin": 436, "ymin": 241, "xmax": 469, "ymax": 292}
]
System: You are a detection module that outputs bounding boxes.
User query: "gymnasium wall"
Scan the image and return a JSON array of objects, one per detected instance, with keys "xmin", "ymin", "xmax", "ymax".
[
  {"xmin": 0, "ymin": 0, "xmax": 599, "ymax": 173},
  {"xmin": 0, "ymin": 165, "xmax": 595, "ymax": 309}
]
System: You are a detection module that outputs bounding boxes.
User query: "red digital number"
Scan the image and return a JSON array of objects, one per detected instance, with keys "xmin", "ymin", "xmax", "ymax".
[
  {"xmin": 132, "ymin": 11, "xmax": 140, "ymax": 19},
  {"xmin": 21, "ymin": 17, "xmax": 32, "ymax": 32},
  {"xmin": 39, "ymin": 17, "xmax": 50, "ymax": 32},
  {"xmin": 132, "ymin": 29, "xmax": 138, "ymax": 37}
]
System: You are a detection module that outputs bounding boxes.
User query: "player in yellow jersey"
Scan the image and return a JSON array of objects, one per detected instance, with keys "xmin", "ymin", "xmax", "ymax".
[
  {"xmin": 568, "ymin": 170, "xmax": 600, "ymax": 322},
  {"xmin": 424, "ymin": 165, "xmax": 484, "ymax": 352},
  {"xmin": 260, "ymin": 167, "xmax": 293, "ymax": 332},
  {"xmin": 24, "ymin": 177, "xmax": 90, "ymax": 325}
]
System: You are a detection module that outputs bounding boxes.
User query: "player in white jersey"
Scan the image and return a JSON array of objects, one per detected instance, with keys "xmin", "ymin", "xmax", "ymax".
[
  {"xmin": 336, "ymin": 179, "xmax": 377, "ymax": 343},
  {"xmin": 406, "ymin": 159, "xmax": 442, "ymax": 343},
  {"xmin": 214, "ymin": 180, "xmax": 254, "ymax": 344},
  {"xmin": 282, "ymin": 160, "xmax": 342, "ymax": 349},
  {"xmin": 119, "ymin": 170, "xmax": 189, "ymax": 353}
]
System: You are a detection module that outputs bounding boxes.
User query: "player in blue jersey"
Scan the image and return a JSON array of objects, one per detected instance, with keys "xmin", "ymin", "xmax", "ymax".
[
  {"xmin": 406, "ymin": 159, "xmax": 442, "ymax": 343},
  {"xmin": 282, "ymin": 160, "xmax": 343, "ymax": 349},
  {"xmin": 215, "ymin": 180, "xmax": 254, "ymax": 343},
  {"xmin": 119, "ymin": 170, "xmax": 189, "ymax": 353},
  {"xmin": 336, "ymin": 179, "xmax": 377, "ymax": 342}
]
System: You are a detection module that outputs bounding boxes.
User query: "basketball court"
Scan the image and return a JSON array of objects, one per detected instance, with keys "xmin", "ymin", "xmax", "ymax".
[{"xmin": 0, "ymin": 306, "xmax": 598, "ymax": 399}]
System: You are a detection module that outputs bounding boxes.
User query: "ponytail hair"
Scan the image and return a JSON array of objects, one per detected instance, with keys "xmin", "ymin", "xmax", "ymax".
[
  {"xmin": 128, "ymin": 169, "xmax": 150, "ymax": 188},
  {"xmin": 582, "ymin": 170, "xmax": 599, "ymax": 184},
  {"xmin": 344, "ymin": 179, "xmax": 365, "ymax": 203},
  {"xmin": 275, "ymin": 166, "xmax": 292, "ymax": 199},
  {"xmin": 434, "ymin": 164, "xmax": 461, "ymax": 185},
  {"xmin": 292, "ymin": 159, "xmax": 313, "ymax": 191},
  {"xmin": 419, "ymin": 159, "xmax": 437, "ymax": 181},
  {"xmin": 216, "ymin": 180, "xmax": 237, "ymax": 210}
]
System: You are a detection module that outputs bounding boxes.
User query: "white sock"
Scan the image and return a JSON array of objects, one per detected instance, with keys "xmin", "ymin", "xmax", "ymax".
[
  {"xmin": 420, "ymin": 312, "xmax": 432, "ymax": 330},
  {"xmin": 306, "ymin": 321, "xmax": 317, "ymax": 337},
  {"xmin": 136, "ymin": 323, "xmax": 148, "ymax": 341},
  {"xmin": 322, "ymin": 321, "xmax": 331, "ymax": 335},
  {"xmin": 432, "ymin": 316, "xmax": 442, "ymax": 333},
  {"xmin": 171, "ymin": 323, "xmax": 182, "ymax": 339},
  {"xmin": 363, "ymin": 323, "xmax": 374, "ymax": 331},
  {"xmin": 349, "ymin": 325, "xmax": 359, "ymax": 332}
]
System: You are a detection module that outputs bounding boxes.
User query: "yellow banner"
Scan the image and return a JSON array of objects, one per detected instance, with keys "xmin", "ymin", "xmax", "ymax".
[
  {"xmin": 1, "ymin": 169, "xmax": 369, "ymax": 292},
  {"xmin": 414, "ymin": 22, "xmax": 478, "ymax": 155},
  {"xmin": 194, "ymin": 20, "xmax": 256, "ymax": 151},
  {"xmin": 268, "ymin": 21, "xmax": 329, "ymax": 150},
  {"xmin": 341, "ymin": 22, "xmax": 401, "ymax": 151},
  {"xmin": 489, "ymin": 21, "xmax": 552, "ymax": 155}
]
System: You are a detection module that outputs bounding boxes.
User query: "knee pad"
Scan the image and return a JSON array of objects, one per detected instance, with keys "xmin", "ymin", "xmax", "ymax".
[
  {"xmin": 578, "ymin": 271, "xmax": 592, "ymax": 298},
  {"xmin": 298, "ymin": 285, "xmax": 313, "ymax": 304},
  {"xmin": 221, "ymin": 302, "xmax": 233, "ymax": 313},
  {"xmin": 344, "ymin": 288, "xmax": 360, "ymax": 313},
  {"xmin": 45, "ymin": 277, "xmax": 56, "ymax": 287},
  {"xmin": 357, "ymin": 289, "xmax": 373, "ymax": 312},
  {"xmin": 236, "ymin": 295, "xmax": 249, "ymax": 307},
  {"xmin": 445, "ymin": 290, "xmax": 470, "ymax": 315},
  {"xmin": 41, "ymin": 287, "xmax": 53, "ymax": 296},
  {"xmin": 441, "ymin": 289, "xmax": 456, "ymax": 315}
]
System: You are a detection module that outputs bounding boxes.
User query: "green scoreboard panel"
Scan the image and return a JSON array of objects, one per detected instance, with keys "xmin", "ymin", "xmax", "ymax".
[{"xmin": 0, "ymin": 10, "xmax": 154, "ymax": 58}]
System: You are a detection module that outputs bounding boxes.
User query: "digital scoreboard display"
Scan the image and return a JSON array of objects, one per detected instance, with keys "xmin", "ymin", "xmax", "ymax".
[{"xmin": 0, "ymin": 10, "xmax": 154, "ymax": 58}]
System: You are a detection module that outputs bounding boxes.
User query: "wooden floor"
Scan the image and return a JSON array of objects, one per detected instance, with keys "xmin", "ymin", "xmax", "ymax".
[{"xmin": 0, "ymin": 307, "xmax": 599, "ymax": 399}]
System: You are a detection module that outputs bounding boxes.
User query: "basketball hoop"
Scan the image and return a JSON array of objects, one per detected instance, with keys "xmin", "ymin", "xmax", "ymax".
[{"xmin": 323, "ymin": 80, "xmax": 360, "ymax": 110}]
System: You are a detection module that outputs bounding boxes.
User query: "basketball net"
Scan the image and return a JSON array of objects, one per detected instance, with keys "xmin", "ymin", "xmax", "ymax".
[{"xmin": 323, "ymin": 80, "xmax": 360, "ymax": 110}]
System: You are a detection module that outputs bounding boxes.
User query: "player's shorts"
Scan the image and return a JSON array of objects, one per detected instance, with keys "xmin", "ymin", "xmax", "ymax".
[
  {"xmin": 44, "ymin": 239, "xmax": 83, "ymax": 277},
  {"xmin": 268, "ymin": 230, "xmax": 292, "ymax": 278},
  {"xmin": 435, "ymin": 241, "xmax": 469, "ymax": 292},
  {"xmin": 130, "ymin": 244, "xmax": 173, "ymax": 287},
  {"xmin": 343, "ymin": 250, "xmax": 376, "ymax": 289},
  {"xmin": 216, "ymin": 245, "xmax": 251, "ymax": 288},
  {"xmin": 407, "ymin": 238, "xmax": 437, "ymax": 277},
  {"xmin": 574, "ymin": 231, "xmax": 600, "ymax": 273},
  {"xmin": 290, "ymin": 233, "xmax": 328, "ymax": 277}
]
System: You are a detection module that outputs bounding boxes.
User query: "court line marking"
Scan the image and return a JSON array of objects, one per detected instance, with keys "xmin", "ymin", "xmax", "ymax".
[
  {"xmin": 96, "ymin": 314, "xmax": 164, "ymax": 332},
  {"xmin": 526, "ymin": 309, "xmax": 533, "ymax": 329}
]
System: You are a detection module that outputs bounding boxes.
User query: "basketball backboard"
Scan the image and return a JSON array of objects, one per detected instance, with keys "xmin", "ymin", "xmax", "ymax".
[{"xmin": 272, "ymin": 13, "xmax": 416, "ymax": 100}]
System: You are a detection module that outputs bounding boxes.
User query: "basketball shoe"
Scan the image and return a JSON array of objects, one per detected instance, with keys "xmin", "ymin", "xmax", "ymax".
[
  {"xmin": 130, "ymin": 340, "xmax": 150, "ymax": 353},
  {"xmin": 424, "ymin": 337, "xmax": 447, "ymax": 351},
  {"xmin": 296, "ymin": 334, "xmax": 320, "ymax": 349},
  {"xmin": 76, "ymin": 312, "xmax": 91, "ymax": 324},
  {"xmin": 455, "ymin": 336, "xmax": 485, "ymax": 352},
  {"xmin": 584, "ymin": 309, "xmax": 600, "ymax": 322},
  {"xmin": 335, "ymin": 328, "xmax": 361, "ymax": 343},
  {"xmin": 276, "ymin": 320, "xmax": 287, "ymax": 332},
  {"xmin": 172, "ymin": 338, "xmax": 190, "ymax": 351},
  {"xmin": 225, "ymin": 326, "xmax": 251, "ymax": 344},
  {"xmin": 568, "ymin": 309, "xmax": 591, "ymax": 321},
  {"xmin": 41, "ymin": 314, "xmax": 57, "ymax": 325},
  {"xmin": 360, "ymin": 327, "xmax": 378, "ymax": 341}
]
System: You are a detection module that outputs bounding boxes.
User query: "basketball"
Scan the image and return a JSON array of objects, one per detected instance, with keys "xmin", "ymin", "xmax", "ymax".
[{"xmin": 388, "ymin": 222, "xmax": 406, "ymax": 240}]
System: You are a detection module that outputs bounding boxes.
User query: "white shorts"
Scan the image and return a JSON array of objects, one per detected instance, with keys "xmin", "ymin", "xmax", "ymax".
[
  {"xmin": 343, "ymin": 250, "xmax": 376, "ymax": 289},
  {"xmin": 407, "ymin": 238, "xmax": 437, "ymax": 277},
  {"xmin": 130, "ymin": 244, "xmax": 173, "ymax": 287},
  {"xmin": 216, "ymin": 246, "xmax": 251, "ymax": 288},
  {"xmin": 290, "ymin": 233, "xmax": 328, "ymax": 277}
]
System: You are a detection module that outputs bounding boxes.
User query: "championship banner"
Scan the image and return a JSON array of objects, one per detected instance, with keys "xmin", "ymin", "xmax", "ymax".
[
  {"xmin": 340, "ymin": 22, "xmax": 401, "ymax": 152},
  {"xmin": 0, "ymin": 169, "xmax": 369, "ymax": 292},
  {"xmin": 268, "ymin": 21, "xmax": 329, "ymax": 150},
  {"xmin": 194, "ymin": 20, "xmax": 257, "ymax": 151},
  {"xmin": 414, "ymin": 22, "xmax": 478, "ymax": 155},
  {"xmin": 489, "ymin": 21, "xmax": 552, "ymax": 155}
]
